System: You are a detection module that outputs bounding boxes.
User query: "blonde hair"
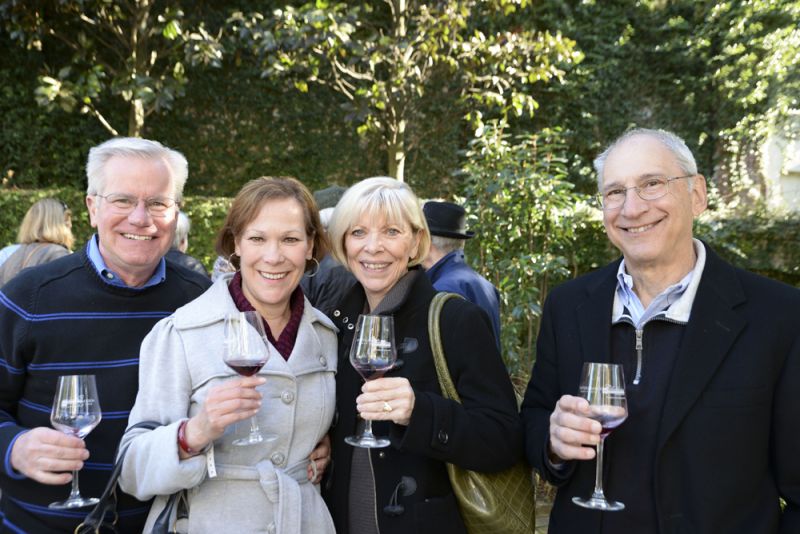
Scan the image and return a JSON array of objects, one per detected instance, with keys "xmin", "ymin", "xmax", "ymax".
[
  {"xmin": 17, "ymin": 198, "xmax": 74, "ymax": 250},
  {"xmin": 328, "ymin": 177, "xmax": 431, "ymax": 269}
]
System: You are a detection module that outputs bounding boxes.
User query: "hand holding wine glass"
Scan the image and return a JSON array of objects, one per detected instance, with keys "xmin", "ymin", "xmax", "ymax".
[
  {"xmin": 49, "ymin": 374, "xmax": 102, "ymax": 509},
  {"xmin": 572, "ymin": 362, "xmax": 628, "ymax": 511},
  {"xmin": 345, "ymin": 314, "xmax": 397, "ymax": 448},
  {"xmin": 223, "ymin": 311, "xmax": 276, "ymax": 445}
]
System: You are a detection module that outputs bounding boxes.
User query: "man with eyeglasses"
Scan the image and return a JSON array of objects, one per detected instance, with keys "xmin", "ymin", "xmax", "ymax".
[
  {"xmin": 521, "ymin": 128, "xmax": 800, "ymax": 533},
  {"xmin": 0, "ymin": 138, "xmax": 211, "ymax": 532}
]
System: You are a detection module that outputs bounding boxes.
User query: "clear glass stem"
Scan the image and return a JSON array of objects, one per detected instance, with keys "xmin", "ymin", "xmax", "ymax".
[
  {"xmin": 362, "ymin": 418, "xmax": 376, "ymax": 439},
  {"xmin": 68, "ymin": 470, "xmax": 82, "ymax": 500},
  {"xmin": 248, "ymin": 415, "xmax": 260, "ymax": 436},
  {"xmin": 592, "ymin": 437, "xmax": 607, "ymax": 500}
]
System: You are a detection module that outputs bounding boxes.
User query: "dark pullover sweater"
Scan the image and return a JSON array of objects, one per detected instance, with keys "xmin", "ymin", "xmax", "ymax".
[{"xmin": 0, "ymin": 244, "xmax": 209, "ymax": 533}]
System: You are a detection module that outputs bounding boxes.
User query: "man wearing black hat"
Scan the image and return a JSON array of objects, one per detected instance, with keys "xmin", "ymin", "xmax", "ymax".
[{"xmin": 422, "ymin": 200, "xmax": 501, "ymax": 349}]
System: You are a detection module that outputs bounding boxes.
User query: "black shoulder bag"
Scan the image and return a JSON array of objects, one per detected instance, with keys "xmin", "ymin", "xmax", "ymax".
[{"xmin": 76, "ymin": 421, "xmax": 188, "ymax": 534}]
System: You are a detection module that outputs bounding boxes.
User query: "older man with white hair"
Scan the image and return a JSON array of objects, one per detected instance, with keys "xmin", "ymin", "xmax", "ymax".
[
  {"xmin": 521, "ymin": 128, "xmax": 800, "ymax": 533},
  {"xmin": 0, "ymin": 137, "xmax": 210, "ymax": 533}
]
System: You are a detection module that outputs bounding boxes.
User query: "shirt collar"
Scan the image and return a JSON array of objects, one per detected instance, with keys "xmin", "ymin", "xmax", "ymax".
[
  {"xmin": 87, "ymin": 234, "xmax": 166, "ymax": 289},
  {"xmin": 612, "ymin": 238, "xmax": 707, "ymax": 326}
]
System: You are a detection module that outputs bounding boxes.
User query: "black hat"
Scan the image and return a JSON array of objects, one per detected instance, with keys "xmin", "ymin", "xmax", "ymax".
[
  {"xmin": 423, "ymin": 201, "xmax": 475, "ymax": 239},
  {"xmin": 314, "ymin": 185, "xmax": 347, "ymax": 210}
]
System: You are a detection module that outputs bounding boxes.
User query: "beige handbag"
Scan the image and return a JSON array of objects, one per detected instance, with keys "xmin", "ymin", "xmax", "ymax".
[{"xmin": 428, "ymin": 292, "xmax": 536, "ymax": 534}]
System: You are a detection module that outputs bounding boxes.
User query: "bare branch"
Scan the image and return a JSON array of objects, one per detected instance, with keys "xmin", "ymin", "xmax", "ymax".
[{"xmin": 85, "ymin": 102, "xmax": 120, "ymax": 136}]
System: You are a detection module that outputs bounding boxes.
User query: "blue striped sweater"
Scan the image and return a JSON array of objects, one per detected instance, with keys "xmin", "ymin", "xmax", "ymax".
[{"xmin": 0, "ymin": 244, "xmax": 210, "ymax": 533}]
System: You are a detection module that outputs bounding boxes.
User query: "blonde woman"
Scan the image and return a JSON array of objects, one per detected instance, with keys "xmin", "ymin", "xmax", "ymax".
[
  {"xmin": 0, "ymin": 198, "xmax": 74, "ymax": 285},
  {"xmin": 322, "ymin": 177, "xmax": 522, "ymax": 534}
]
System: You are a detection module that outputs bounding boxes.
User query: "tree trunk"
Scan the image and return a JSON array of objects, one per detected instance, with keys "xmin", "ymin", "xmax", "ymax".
[
  {"xmin": 387, "ymin": 120, "xmax": 407, "ymax": 182},
  {"xmin": 127, "ymin": 0, "xmax": 152, "ymax": 137},
  {"xmin": 128, "ymin": 98, "xmax": 145, "ymax": 137},
  {"xmin": 385, "ymin": 0, "xmax": 408, "ymax": 182}
]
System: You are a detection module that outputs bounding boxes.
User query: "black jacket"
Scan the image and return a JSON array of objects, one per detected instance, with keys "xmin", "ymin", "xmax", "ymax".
[
  {"xmin": 323, "ymin": 270, "xmax": 522, "ymax": 534},
  {"xmin": 521, "ymin": 243, "xmax": 800, "ymax": 534}
]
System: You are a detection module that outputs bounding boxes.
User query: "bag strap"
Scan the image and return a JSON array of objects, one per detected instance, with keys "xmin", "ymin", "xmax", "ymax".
[
  {"xmin": 76, "ymin": 420, "xmax": 164, "ymax": 534},
  {"xmin": 428, "ymin": 292, "xmax": 463, "ymax": 403}
]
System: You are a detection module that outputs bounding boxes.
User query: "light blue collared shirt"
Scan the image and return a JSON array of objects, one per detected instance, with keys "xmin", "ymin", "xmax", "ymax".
[
  {"xmin": 615, "ymin": 261, "xmax": 693, "ymax": 328},
  {"xmin": 87, "ymin": 234, "xmax": 166, "ymax": 289}
]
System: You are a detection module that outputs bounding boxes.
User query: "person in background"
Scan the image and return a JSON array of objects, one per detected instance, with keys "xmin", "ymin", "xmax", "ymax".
[
  {"xmin": 0, "ymin": 137, "xmax": 211, "ymax": 533},
  {"xmin": 166, "ymin": 211, "xmax": 210, "ymax": 278},
  {"xmin": 0, "ymin": 244, "xmax": 20, "ymax": 268},
  {"xmin": 521, "ymin": 128, "xmax": 800, "ymax": 533},
  {"xmin": 0, "ymin": 197, "xmax": 75, "ymax": 286},
  {"xmin": 323, "ymin": 177, "xmax": 521, "ymax": 534},
  {"xmin": 300, "ymin": 184, "xmax": 356, "ymax": 318},
  {"xmin": 421, "ymin": 200, "xmax": 501, "ymax": 350},
  {"xmin": 119, "ymin": 177, "xmax": 336, "ymax": 533}
]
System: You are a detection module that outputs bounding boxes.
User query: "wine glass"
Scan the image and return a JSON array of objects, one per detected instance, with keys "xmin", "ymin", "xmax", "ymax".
[
  {"xmin": 345, "ymin": 314, "xmax": 397, "ymax": 448},
  {"xmin": 223, "ymin": 311, "xmax": 276, "ymax": 446},
  {"xmin": 49, "ymin": 374, "xmax": 102, "ymax": 509},
  {"xmin": 572, "ymin": 362, "xmax": 628, "ymax": 511}
]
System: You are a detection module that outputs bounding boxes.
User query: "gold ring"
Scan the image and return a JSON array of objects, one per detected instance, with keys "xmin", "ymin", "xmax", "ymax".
[{"xmin": 382, "ymin": 401, "xmax": 393, "ymax": 412}]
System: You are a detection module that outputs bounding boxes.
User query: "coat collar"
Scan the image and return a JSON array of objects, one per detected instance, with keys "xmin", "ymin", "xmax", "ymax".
[
  {"xmin": 171, "ymin": 273, "xmax": 337, "ymax": 335},
  {"xmin": 332, "ymin": 267, "xmax": 433, "ymax": 332}
]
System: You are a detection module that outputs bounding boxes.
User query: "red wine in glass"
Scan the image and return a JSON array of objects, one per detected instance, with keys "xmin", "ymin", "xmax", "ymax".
[
  {"xmin": 590, "ymin": 409, "xmax": 627, "ymax": 438},
  {"xmin": 223, "ymin": 311, "xmax": 276, "ymax": 445},
  {"xmin": 225, "ymin": 359, "xmax": 267, "ymax": 377},
  {"xmin": 345, "ymin": 314, "xmax": 397, "ymax": 449},
  {"xmin": 352, "ymin": 363, "xmax": 392, "ymax": 382},
  {"xmin": 572, "ymin": 362, "xmax": 628, "ymax": 511}
]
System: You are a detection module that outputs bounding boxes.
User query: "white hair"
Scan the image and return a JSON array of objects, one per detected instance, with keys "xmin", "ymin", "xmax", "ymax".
[
  {"xmin": 86, "ymin": 137, "xmax": 189, "ymax": 200},
  {"xmin": 593, "ymin": 128, "xmax": 698, "ymax": 190},
  {"xmin": 173, "ymin": 211, "xmax": 191, "ymax": 249},
  {"xmin": 431, "ymin": 235, "xmax": 465, "ymax": 254}
]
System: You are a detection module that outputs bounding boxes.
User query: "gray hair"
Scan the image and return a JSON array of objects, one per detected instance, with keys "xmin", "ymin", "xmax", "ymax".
[
  {"xmin": 173, "ymin": 211, "xmax": 191, "ymax": 249},
  {"xmin": 86, "ymin": 137, "xmax": 189, "ymax": 200},
  {"xmin": 431, "ymin": 235, "xmax": 465, "ymax": 255},
  {"xmin": 318, "ymin": 207, "xmax": 335, "ymax": 230},
  {"xmin": 593, "ymin": 128, "xmax": 698, "ymax": 190}
]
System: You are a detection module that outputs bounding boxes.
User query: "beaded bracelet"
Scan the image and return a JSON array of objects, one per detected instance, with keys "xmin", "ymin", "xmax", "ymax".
[{"xmin": 177, "ymin": 419, "xmax": 197, "ymax": 455}]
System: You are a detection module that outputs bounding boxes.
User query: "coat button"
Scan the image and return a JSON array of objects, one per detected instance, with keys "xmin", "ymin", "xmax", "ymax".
[
  {"xmin": 333, "ymin": 310, "xmax": 341, "ymax": 317},
  {"xmin": 319, "ymin": 355, "xmax": 327, "ymax": 366},
  {"xmin": 437, "ymin": 430, "xmax": 448, "ymax": 444},
  {"xmin": 271, "ymin": 452, "xmax": 285, "ymax": 466},
  {"xmin": 281, "ymin": 390, "xmax": 295, "ymax": 404},
  {"xmin": 267, "ymin": 523, "xmax": 276, "ymax": 534}
]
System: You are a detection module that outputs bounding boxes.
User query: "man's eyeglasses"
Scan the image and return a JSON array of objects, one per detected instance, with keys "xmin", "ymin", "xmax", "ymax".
[
  {"xmin": 95, "ymin": 193, "xmax": 179, "ymax": 217},
  {"xmin": 598, "ymin": 175, "xmax": 694, "ymax": 211}
]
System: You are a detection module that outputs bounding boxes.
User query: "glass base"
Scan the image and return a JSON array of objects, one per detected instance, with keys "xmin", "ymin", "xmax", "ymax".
[
  {"xmin": 233, "ymin": 432, "xmax": 277, "ymax": 446},
  {"xmin": 49, "ymin": 496, "xmax": 99, "ymax": 509},
  {"xmin": 345, "ymin": 433, "xmax": 390, "ymax": 448},
  {"xmin": 572, "ymin": 495, "xmax": 625, "ymax": 511}
]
